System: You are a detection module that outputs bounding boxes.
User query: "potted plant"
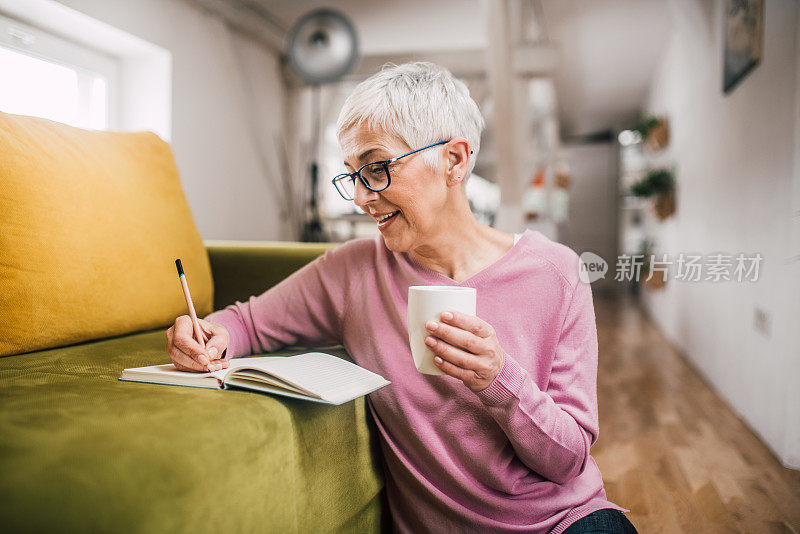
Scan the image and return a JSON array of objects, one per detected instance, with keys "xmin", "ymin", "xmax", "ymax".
[
  {"xmin": 633, "ymin": 113, "xmax": 669, "ymax": 151},
  {"xmin": 629, "ymin": 168, "xmax": 676, "ymax": 220},
  {"xmin": 633, "ymin": 114, "xmax": 659, "ymax": 139},
  {"xmin": 638, "ymin": 239, "xmax": 667, "ymax": 290}
]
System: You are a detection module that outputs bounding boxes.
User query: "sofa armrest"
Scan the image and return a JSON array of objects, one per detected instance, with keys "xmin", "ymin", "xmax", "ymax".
[{"xmin": 205, "ymin": 240, "xmax": 339, "ymax": 311}]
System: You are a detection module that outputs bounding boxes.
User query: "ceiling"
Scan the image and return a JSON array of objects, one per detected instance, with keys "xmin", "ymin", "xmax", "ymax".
[
  {"xmin": 540, "ymin": 0, "xmax": 673, "ymax": 138},
  {"xmin": 240, "ymin": 0, "xmax": 674, "ymax": 140},
  {"xmin": 240, "ymin": 0, "xmax": 486, "ymax": 53}
]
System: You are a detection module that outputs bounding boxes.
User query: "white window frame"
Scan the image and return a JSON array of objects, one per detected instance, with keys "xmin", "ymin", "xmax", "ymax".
[{"xmin": 0, "ymin": 13, "xmax": 120, "ymax": 129}]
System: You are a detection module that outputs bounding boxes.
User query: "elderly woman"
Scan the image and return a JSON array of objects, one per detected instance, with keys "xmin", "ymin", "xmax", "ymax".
[{"xmin": 165, "ymin": 62, "xmax": 636, "ymax": 534}]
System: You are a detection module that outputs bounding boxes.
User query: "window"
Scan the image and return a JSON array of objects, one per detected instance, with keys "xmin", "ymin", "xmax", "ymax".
[{"xmin": 0, "ymin": 14, "xmax": 117, "ymax": 130}]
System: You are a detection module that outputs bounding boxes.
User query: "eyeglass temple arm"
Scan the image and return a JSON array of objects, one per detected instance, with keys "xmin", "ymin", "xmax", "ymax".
[{"xmin": 388, "ymin": 140, "xmax": 473, "ymax": 164}]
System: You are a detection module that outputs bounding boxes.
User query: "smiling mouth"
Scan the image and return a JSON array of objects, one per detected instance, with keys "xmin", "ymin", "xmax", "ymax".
[{"xmin": 376, "ymin": 211, "xmax": 399, "ymax": 224}]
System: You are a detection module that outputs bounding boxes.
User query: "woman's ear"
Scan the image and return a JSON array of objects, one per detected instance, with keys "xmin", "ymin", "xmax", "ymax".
[{"xmin": 445, "ymin": 137, "xmax": 471, "ymax": 185}]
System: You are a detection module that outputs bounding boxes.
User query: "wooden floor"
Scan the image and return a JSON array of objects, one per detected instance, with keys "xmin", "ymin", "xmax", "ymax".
[{"xmin": 592, "ymin": 294, "xmax": 800, "ymax": 533}]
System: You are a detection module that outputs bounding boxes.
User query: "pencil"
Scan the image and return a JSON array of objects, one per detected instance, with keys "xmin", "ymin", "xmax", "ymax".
[{"xmin": 175, "ymin": 259, "xmax": 209, "ymax": 360}]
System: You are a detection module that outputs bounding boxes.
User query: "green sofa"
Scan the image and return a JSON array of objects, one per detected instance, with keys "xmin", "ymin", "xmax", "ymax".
[{"xmin": 0, "ymin": 242, "xmax": 389, "ymax": 533}]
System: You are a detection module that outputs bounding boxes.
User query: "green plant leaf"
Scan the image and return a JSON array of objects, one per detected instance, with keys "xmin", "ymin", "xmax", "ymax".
[{"xmin": 629, "ymin": 168, "xmax": 674, "ymax": 197}]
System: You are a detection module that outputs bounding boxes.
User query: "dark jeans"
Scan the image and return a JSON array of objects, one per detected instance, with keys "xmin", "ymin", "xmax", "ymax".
[{"xmin": 562, "ymin": 508, "xmax": 638, "ymax": 533}]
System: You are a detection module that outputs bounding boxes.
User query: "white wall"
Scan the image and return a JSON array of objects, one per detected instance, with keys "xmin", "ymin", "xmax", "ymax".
[
  {"xmin": 641, "ymin": 0, "xmax": 800, "ymax": 468},
  {"xmin": 787, "ymin": 0, "xmax": 800, "ymax": 471},
  {"xmin": 558, "ymin": 141, "xmax": 619, "ymax": 295},
  {"xmin": 48, "ymin": 0, "xmax": 288, "ymax": 241}
]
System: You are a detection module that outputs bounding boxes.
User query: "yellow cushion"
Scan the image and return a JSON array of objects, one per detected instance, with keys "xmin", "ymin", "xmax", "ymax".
[{"xmin": 0, "ymin": 112, "xmax": 213, "ymax": 357}]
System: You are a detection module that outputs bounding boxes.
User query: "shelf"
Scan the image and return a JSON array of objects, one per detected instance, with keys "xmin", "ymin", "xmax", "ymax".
[{"xmin": 619, "ymin": 195, "xmax": 650, "ymax": 210}]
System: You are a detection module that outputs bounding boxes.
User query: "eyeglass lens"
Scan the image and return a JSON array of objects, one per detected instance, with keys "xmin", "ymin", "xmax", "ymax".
[{"xmin": 334, "ymin": 162, "xmax": 389, "ymax": 199}]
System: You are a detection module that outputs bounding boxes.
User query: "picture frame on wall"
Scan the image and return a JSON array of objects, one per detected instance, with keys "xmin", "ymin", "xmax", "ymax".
[{"xmin": 723, "ymin": 0, "xmax": 764, "ymax": 94}]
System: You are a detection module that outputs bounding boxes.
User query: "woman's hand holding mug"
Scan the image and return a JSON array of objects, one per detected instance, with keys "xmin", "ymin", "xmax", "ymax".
[
  {"xmin": 407, "ymin": 286, "xmax": 504, "ymax": 392},
  {"xmin": 424, "ymin": 311, "xmax": 505, "ymax": 393},
  {"xmin": 165, "ymin": 316, "xmax": 230, "ymax": 372}
]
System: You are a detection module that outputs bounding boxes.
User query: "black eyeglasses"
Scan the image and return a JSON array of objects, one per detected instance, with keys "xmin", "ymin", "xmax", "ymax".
[{"xmin": 332, "ymin": 140, "xmax": 451, "ymax": 201}]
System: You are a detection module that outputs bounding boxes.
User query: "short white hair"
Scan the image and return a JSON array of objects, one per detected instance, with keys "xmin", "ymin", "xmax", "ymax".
[{"xmin": 336, "ymin": 62, "xmax": 485, "ymax": 177}]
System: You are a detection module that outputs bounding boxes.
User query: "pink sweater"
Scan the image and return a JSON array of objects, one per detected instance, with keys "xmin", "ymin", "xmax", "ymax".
[{"xmin": 205, "ymin": 229, "xmax": 628, "ymax": 533}]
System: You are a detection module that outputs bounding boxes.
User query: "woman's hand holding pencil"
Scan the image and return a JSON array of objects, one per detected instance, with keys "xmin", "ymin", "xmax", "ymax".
[
  {"xmin": 165, "ymin": 315, "xmax": 230, "ymax": 372},
  {"xmin": 165, "ymin": 259, "xmax": 230, "ymax": 373}
]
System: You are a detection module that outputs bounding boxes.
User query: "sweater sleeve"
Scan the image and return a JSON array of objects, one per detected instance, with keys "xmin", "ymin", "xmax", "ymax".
[
  {"xmin": 202, "ymin": 243, "xmax": 360, "ymax": 358},
  {"xmin": 473, "ymin": 279, "xmax": 599, "ymax": 485}
]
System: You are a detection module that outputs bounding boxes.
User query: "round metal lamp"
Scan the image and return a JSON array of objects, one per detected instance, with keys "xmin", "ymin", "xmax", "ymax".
[{"xmin": 286, "ymin": 8, "xmax": 359, "ymax": 84}]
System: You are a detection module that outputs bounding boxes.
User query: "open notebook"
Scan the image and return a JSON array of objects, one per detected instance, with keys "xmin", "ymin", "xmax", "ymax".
[{"xmin": 119, "ymin": 352, "xmax": 390, "ymax": 405}]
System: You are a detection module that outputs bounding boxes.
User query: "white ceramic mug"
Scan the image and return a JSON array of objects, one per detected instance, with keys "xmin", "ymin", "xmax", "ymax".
[{"xmin": 407, "ymin": 286, "xmax": 477, "ymax": 375}]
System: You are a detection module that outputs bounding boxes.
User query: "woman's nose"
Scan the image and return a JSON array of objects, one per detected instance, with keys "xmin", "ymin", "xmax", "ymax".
[{"xmin": 353, "ymin": 177, "xmax": 379, "ymax": 208}]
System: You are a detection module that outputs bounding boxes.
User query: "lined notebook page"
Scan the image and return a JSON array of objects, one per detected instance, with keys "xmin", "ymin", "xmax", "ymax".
[{"xmin": 231, "ymin": 353, "xmax": 388, "ymax": 401}]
